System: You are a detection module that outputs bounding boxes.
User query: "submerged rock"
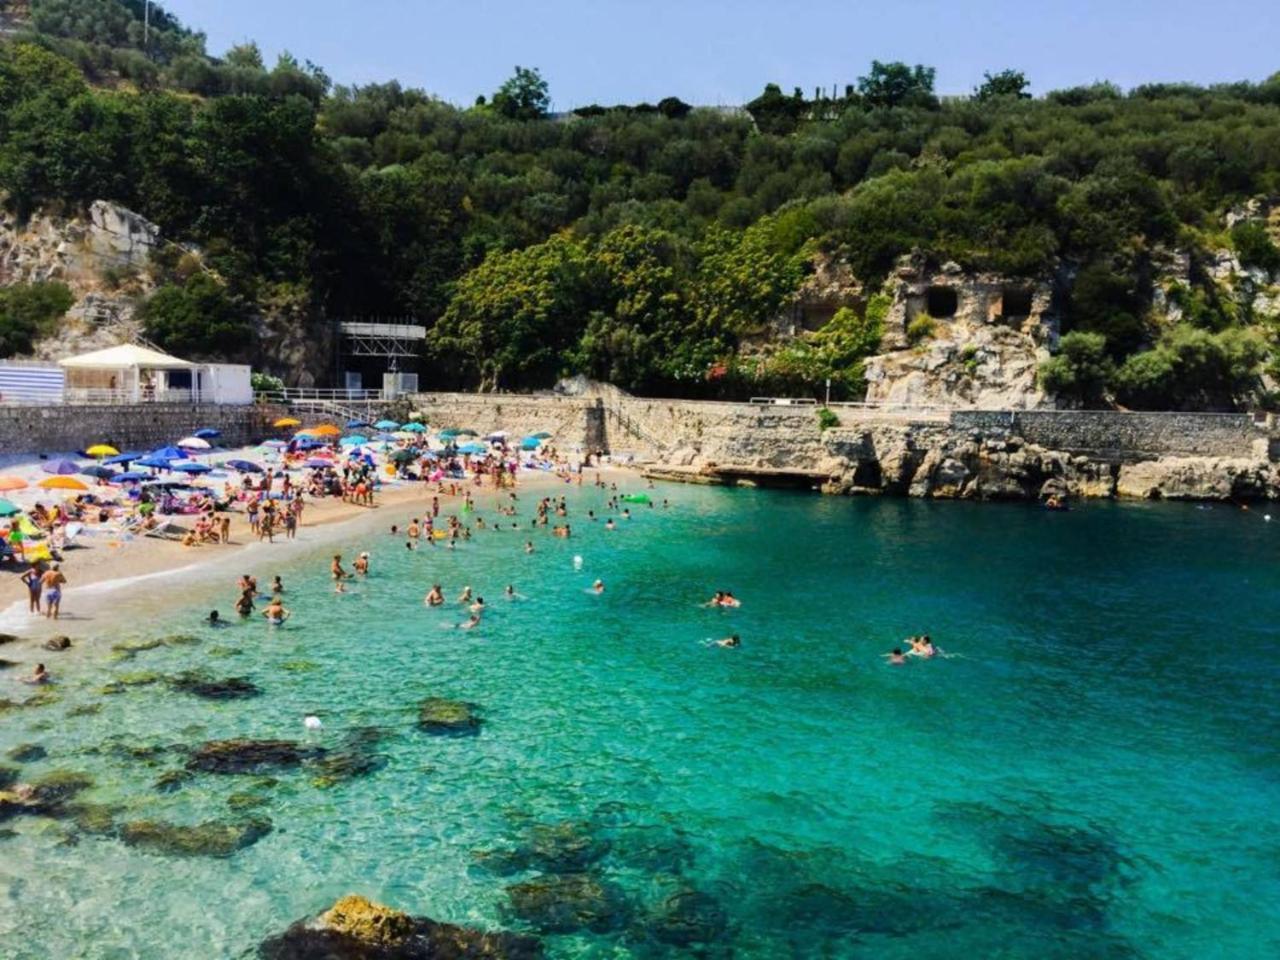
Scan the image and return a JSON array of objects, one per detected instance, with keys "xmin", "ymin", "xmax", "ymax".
[
  {"xmin": 476, "ymin": 820, "xmax": 610, "ymax": 875},
  {"xmin": 109, "ymin": 635, "xmax": 199, "ymax": 662},
  {"xmin": 505, "ymin": 874, "xmax": 630, "ymax": 933},
  {"xmin": 644, "ymin": 888, "xmax": 728, "ymax": 946},
  {"xmin": 153, "ymin": 769, "xmax": 194, "ymax": 793},
  {"xmin": 418, "ymin": 698, "xmax": 482, "ymax": 736},
  {"xmin": 259, "ymin": 894, "xmax": 541, "ymax": 959},
  {"xmin": 0, "ymin": 633, "xmax": 18, "ymax": 645},
  {"xmin": 66, "ymin": 703, "xmax": 103, "ymax": 717},
  {"xmin": 0, "ymin": 658, "xmax": 19, "ymax": 670},
  {"xmin": 1, "ymin": 770, "xmax": 94, "ymax": 821},
  {"xmin": 168, "ymin": 671, "xmax": 261, "ymax": 700},
  {"xmin": 0, "ymin": 765, "xmax": 18, "ymax": 790},
  {"xmin": 42, "ymin": 636, "xmax": 72, "ymax": 652},
  {"xmin": 6, "ymin": 743, "xmax": 46, "ymax": 763},
  {"xmin": 187, "ymin": 739, "xmax": 325, "ymax": 775},
  {"xmin": 101, "ymin": 671, "xmax": 162, "ymax": 694},
  {"xmin": 227, "ymin": 792, "xmax": 270, "ymax": 812},
  {"xmin": 120, "ymin": 816, "xmax": 273, "ymax": 857}
]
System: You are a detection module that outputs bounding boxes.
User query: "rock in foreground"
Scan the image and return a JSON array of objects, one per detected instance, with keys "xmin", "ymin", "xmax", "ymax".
[
  {"xmin": 187, "ymin": 739, "xmax": 325, "ymax": 775},
  {"xmin": 259, "ymin": 894, "xmax": 541, "ymax": 959},
  {"xmin": 418, "ymin": 698, "xmax": 482, "ymax": 736}
]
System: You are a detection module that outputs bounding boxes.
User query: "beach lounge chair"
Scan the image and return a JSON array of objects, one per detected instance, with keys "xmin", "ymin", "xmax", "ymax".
[{"xmin": 144, "ymin": 520, "xmax": 189, "ymax": 542}]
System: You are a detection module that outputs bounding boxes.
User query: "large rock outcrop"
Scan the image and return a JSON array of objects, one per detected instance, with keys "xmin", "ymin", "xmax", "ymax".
[
  {"xmin": 862, "ymin": 256, "xmax": 1058, "ymax": 409},
  {"xmin": 258, "ymin": 894, "xmax": 542, "ymax": 959}
]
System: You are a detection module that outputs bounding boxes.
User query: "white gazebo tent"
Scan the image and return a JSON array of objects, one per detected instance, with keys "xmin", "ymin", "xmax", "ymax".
[{"xmin": 59, "ymin": 344, "xmax": 196, "ymax": 402}]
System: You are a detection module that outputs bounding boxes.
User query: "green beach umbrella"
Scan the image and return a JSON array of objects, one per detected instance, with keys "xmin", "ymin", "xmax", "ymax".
[
  {"xmin": 0, "ymin": 498, "xmax": 23, "ymax": 517},
  {"xmin": 401, "ymin": 422, "xmax": 427, "ymax": 433}
]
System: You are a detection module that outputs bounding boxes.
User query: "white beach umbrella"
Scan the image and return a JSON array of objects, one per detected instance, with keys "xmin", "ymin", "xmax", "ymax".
[{"xmin": 177, "ymin": 436, "xmax": 212, "ymax": 450}]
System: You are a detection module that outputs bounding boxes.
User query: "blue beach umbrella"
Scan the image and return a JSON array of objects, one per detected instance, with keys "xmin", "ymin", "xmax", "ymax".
[
  {"xmin": 339, "ymin": 435, "xmax": 368, "ymax": 447},
  {"xmin": 456, "ymin": 442, "xmax": 486, "ymax": 455},
  {"xmin": 0, "ymin": 498, "xmax": 21, "ymax": 517},
  {"xmin": 103, "ymin": 451, "xmax": 144, "ymax": 465},
  {"xmin": 401, "ymin": 422, "xmax": 427, "ymax": 433},
  {"xmin": 112, "ymin": 471, "xmax": 149, "ymax": 483},
  {"xmin": 438, "ymin": 429, "xmax": 460, "ymax": 440},
  {"xmin": 225, "ymin": 459, "xmax": 264, "ymax": 473},
  {"xmin": 531, "ymin": 432, "xmax": 553, "ymax": 440},
  {"xmin": 135, "ymin": 456, "xmax": 174, "ymax": 469},
  {"xmin": 150, "ymin": 446, "xmax": 186, "ymax": 461},
  {"xmin": 304, "ymin": 457, "xmax": 333, "ymax": 468},
  {"xmin": 41, "ymin": 459, "xmax": 81, "ymax": 475},
  {"xmin": 173, "ymin": 461, "xmax": 212, "ymax": 474},
  {"xmin": 520, "ymin": 437, "xmax": 541, "ymax": 451},
  {"xmin": 374, "ymin": 419, "xmax": 400, "ymax": 430},
  {"xmin": 193, "ymin": 428, "xmax": 221, "ymax": 440},
  {"xmin": 81, "ymin": 465, "xmax": 118, "ymax": 479},
  {"xmin": 295, "ymin": 438, "xmax": 327, "ymax": 451},
  {"xmin": 346, "ymin": 419, "xmax": 370, "ymax": 429}
]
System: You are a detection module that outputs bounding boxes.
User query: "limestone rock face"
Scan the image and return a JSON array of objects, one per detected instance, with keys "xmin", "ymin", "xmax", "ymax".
[
  {"xmin": 1115, "ymin": 457, "xmax": 1278, "ymax": 500},
  {"xmin": 863, "ymin": 256, "xmax": 1057, "ymax": 409}
]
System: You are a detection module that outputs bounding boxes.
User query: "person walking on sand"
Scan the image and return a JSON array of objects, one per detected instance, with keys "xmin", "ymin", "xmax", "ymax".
[{"xmin": 40, "ymin": 563, "xmax": 67, "ymax": 620}]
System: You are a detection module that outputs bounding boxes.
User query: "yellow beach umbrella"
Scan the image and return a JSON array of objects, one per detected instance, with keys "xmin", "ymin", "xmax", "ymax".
[
  {"xmin": 86, "ymin": 444, "xmax": 119, "ymax": 458},
  {"xmin": 0, "ymin": 476, "xmax": 28, "ymax": 492},
  {"xmin": 38, "ymin": 476, "xmax": 89, "ymax": 492},
  {"xmin": 273, "ymin": 417, "xmax": 302, "ymax": 428},
  {"xmin": 306, "ymin": 424, "xmax": 341, "ymax": 437}
]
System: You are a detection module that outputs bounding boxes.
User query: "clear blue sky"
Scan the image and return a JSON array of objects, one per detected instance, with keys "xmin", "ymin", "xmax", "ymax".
[{"xmin": 162, "ymin": 0, "xmax": 1279, "ymax": 108}]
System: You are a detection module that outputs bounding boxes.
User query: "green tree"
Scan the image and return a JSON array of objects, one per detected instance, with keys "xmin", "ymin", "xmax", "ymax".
[
  {"xmin": 1231, "ymin": 221, "xmax": 1280, "ymax": 275},
  {"xmin": 0, "ymin": 281, "xmax": 74, "ymax": 356},
  {"xmin": 139, "ymin": 273, "xmax": 250, "ymax": 357},
  {"xmin": 857, "ymin": 60, "xmax": 937, "ymax": 109},
  {"xmin": 1038, "ymin": 331, "xmax": 1114, "ymax": 407},
  {"xmin": 491, "ymin": 66, "xmax": 549, "ymax": 120},
  {"xmin": 974, "ymin": 69, "xmax": 1031, "ymax": 101}
]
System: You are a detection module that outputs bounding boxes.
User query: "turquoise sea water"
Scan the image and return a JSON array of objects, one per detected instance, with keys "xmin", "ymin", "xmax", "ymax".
[{"xmin": 2, "ymin": 482, "xmax": 1279, "ymax": 958}]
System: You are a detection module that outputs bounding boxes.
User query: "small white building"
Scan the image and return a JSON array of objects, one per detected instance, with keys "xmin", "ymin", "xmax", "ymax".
[{"xmin": 57, "ymin": 345, "xmax": 252, "ymax": 405}]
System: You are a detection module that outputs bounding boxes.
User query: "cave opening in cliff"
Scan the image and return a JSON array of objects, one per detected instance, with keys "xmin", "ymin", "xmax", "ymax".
[
  {"xmin": 1000, "ymin": 287, "xmax": 1033, "ymax": 319},
  {"xmin": 926, "ymin": 286, "xmax": 958, "ymax": 318}
]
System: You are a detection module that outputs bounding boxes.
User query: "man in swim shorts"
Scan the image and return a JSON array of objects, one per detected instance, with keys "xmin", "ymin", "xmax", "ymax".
[{"xmin": 40, "ymin": 564, "xmax": 66, "ymax": 620}]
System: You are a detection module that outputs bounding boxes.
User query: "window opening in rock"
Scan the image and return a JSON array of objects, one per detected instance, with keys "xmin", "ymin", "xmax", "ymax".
[{"xmin": 926, "ymin": 286, "xmax": 958, "ymax": 318}]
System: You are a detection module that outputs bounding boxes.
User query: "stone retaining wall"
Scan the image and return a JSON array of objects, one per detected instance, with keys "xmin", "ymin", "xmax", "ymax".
[
  {"xmin": 0, "ymin": 403, "xmax": 282, "ymax": 454},
  {"xmin": 951, "ymin": 410, "xmax": 1273, "ymax": 460}
]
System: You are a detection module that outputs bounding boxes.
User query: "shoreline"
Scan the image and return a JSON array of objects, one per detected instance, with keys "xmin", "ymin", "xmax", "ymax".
[{"xmin": 1, "ymin": 464, "xmax": 638, "ymax": 641}]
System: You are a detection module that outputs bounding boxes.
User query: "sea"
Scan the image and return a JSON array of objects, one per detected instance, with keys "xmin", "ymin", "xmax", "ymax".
[{"xmin": 1, "ymin": 480, "xmax": 1278, "ymax": 958}]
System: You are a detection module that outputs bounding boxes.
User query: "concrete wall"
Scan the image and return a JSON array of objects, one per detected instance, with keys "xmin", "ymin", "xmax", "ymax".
[
  {"xmin": 951, "ymin": 410, "xmax": 1272, "ymax": 459},
  {"xmin": 0, "ymin": 402, "xmax": 283, "ymax": 454},
  {"xmin": 407, "ymin": 393, "xmax": 599, "ymax": 448}
]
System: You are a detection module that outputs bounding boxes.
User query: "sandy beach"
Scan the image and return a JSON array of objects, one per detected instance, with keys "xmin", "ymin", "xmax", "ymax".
[{"xmin": 0, "ymin": 447, "xmax": 634, "ymax": 640}]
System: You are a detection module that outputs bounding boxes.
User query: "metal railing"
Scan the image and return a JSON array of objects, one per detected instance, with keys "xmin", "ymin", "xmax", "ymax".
[{"xmin": 0, "ymin": 387, "xmax": 217, "ymax": 406}]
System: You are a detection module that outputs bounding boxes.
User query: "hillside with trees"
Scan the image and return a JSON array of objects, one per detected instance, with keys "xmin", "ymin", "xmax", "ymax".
[{"xmin": 1, "ymin": 0, "xmax": 1279, "ymax": 407}]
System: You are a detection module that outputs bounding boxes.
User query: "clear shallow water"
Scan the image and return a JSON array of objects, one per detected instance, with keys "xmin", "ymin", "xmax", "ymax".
[{"xmin": 2, "ymin": 484, "xmax": 1279, "ymax": 958}]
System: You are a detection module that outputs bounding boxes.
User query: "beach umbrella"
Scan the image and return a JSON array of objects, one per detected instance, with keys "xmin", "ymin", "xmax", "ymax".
[
  {"xmin": 401, "ymin": 422, "xmax": 427, "ymax": 433},
  {"xmin": 38, "ymin": 476, "xmax": 89, "ymax": 491},
  {"xmin": 103, "ymin": 451, "xmax": 144, "ymax": 465},
  {"xmin": 0, "ymin": 498, "xmax": 21, "ymax": 517},
  {"xmin": 454, "ymin": 428, "xmax": 479, "ymax": 437},
  {"xmin": 193, "ymin": 428, "xmax": 221, "ymax": 440},
  {"xmin": 143, "ymin": 480, "xmax": 198, "ymax": 490},
  {"xmin": 0, "ymin": 476, "xmax": 27, "ymax": 492},
  {"xmin": 112, "ymin": 471, "xmax": 149, "ymax": 483},
  {"xmin": 485, "ymin": 431, "xmax": 509, "ymax": 441},
  {"xmin": 295, "ymin": 439, "xmax": 327, "ymax": 451},
  {"xmin": 150, "ymin": 446, "xmax": 186, "ymax": 461},
  {"xmin": 389, "ymin": 449, "xmax": 418, "ymax": 463},
  {"xmin": 306, "ymin": 424, "xmax": 341, "ymax": 437},
  {"xmin": 41, "ymin": 459, "xmax": 81, "ymax": 475},
  {"xmin": 273, "ymin": 417, "xmax": 301, "ymax": 428},
  {"xmin": 173, "ymin": 461, "xmax": 213, "ymax": 474},
  {"xmin": 374, "ymin": 419, "xmax": 400, "ymax": 430},
  {"xmin": 85, "ymin": 444, "xmax": 119, "ymax": 458},
  {"xmin": 339, "ymin": 435, "xmax": 368, "ymax": 446},
  {"xmin": 304, "ymin": 458, "xmax": 332, "ymax": 469},
  {"xmin": 346, "ymin": 419, "xmax": 370, "ymax": 429},
  {"xmin": 456, "ymin": 442, "xmax": 486, "ymax": 455},
  {"xmin": 135, "ymin": 456, "xmax": 174, "ymax": 469},
  {"xmin": 520, "ymin": 437, "xmax": 541, "ymax": 451},
  {"xmin": 81, "ymin": 465, "xmax": 118, "ymax": 480},
  {"xmin": 225, "ymin": 459, "xmax": 264, "ymax": 473},
  {"xmin": 177, "ymin": 436, "xmax": 212, "ymax": 450},
  {"xmin": 392, "ymin": 430, "xmax": 417, "ymax": 441},
  {"xmin": 531, "ymin": 432, "xmax": 553, "ymax": 440},
  {"xmin": 437, "ymin": 429, "xmax": 460, "ymax": 439}
]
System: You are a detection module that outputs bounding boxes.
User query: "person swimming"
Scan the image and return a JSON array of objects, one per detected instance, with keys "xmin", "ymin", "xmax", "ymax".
[
  {"xmin": 262, "ymin": 596, "xmax": 291, "ymax": 625},
  {"xmin": 907, "ymin": 635, "xmax": 938, "ymax": 658},
  {"xmin": 24, "ymin": 663, "xmax": 50, "ymax": 684},
  {"xmin": 354, "ymin": 552, "xmax": 370, "ymax": 576},
  {"xmin": 470, "ymin": 597, "xmax": 486, "ymax": 614},
  {"xmin": 605, "ymin": 519, "xmax": 616, "ymax": 531},
  {"xmin": 885, "ymin": 648, "xmax": 907, "ymax": 666},
  {"xmin": 425, "ymin": 584, "xmax": 445, "ymax": 607},
  {"xmin": 458, "ymin": 612, "xmax": 482, "ymax": 631},
  {"xmin": 716, "ymin": 634, "xmax": 741, "ymax": 648},
  {"xmin": 271, "ymin": 576, "xmax": 284, "ymax": 594},
  {"xmin": 206, "ymin": 610, "xmax": 227, "ymax": 627},
  {"xmin": 525, "ymin": 540, "xmax": 535, "ymax": 554},
  {"xmin": 504, "ymin": 584, "xmax": 526, "ymax": 601},
  {"xmin": 592, "ymin": 579, "xmax": 605, "ymax": 594},
  {"xmin": 458, "ymin": 585, "xmax": 472, "ymax": 603}
]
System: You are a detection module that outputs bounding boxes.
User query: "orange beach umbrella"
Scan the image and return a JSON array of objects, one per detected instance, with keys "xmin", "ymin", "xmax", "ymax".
[
  {"xmin": 302, "ymin": 424, "xmax": 341, "ymax": 437},
  {"xmin": 38, "ymin": 476, "xmax": 89, "ymax": 492},
  {"xmin": 273, "ymin": 417, "xmax": 302, "ymax": 428},
  {"xmin": 0, "ymin": 476, "xmax": 28, "ymax": 492}
]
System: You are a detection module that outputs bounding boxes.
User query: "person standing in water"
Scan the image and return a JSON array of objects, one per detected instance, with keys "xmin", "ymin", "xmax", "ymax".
[
  {"xmin": 262, "ymin": 596, "xmax": 291, "ymax": 625},
  {"xmin": 425, "ymin": 584, "xmax": 445, "ymax": 607},
  {"xmin": 21, "ymin": 563, "xmax": 43, "ymax": 614},
  {"xmin": 331, "ymin": 554, "xmax": 349, "ymax": 593},
  {"xmin": 40, "ymin": 564, "xmax": 67, "ymax": 620}
]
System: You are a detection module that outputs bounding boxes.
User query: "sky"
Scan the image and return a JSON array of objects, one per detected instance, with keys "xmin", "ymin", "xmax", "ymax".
[{"xmin": 161, "ymin": 0, "xmax": 1280, "ymax": 108}]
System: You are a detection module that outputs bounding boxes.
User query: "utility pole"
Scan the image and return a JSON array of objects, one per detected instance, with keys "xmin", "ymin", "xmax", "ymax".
[{"xmin": 143, "ymin": 0, "xmax": 150, "ymax": 50}]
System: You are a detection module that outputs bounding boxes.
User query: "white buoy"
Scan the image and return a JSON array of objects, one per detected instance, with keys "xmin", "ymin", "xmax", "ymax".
[
  {"xmin": 303, "ymin": 715, "xmax": 323, "ymax": 731},
  {"xmin": 573, "ymin": 555, "xmax": 583, "ymax": 570},
  {"xmin": 1266, "ymin": 515, "xmax": 1273, "ymax": 522}
]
